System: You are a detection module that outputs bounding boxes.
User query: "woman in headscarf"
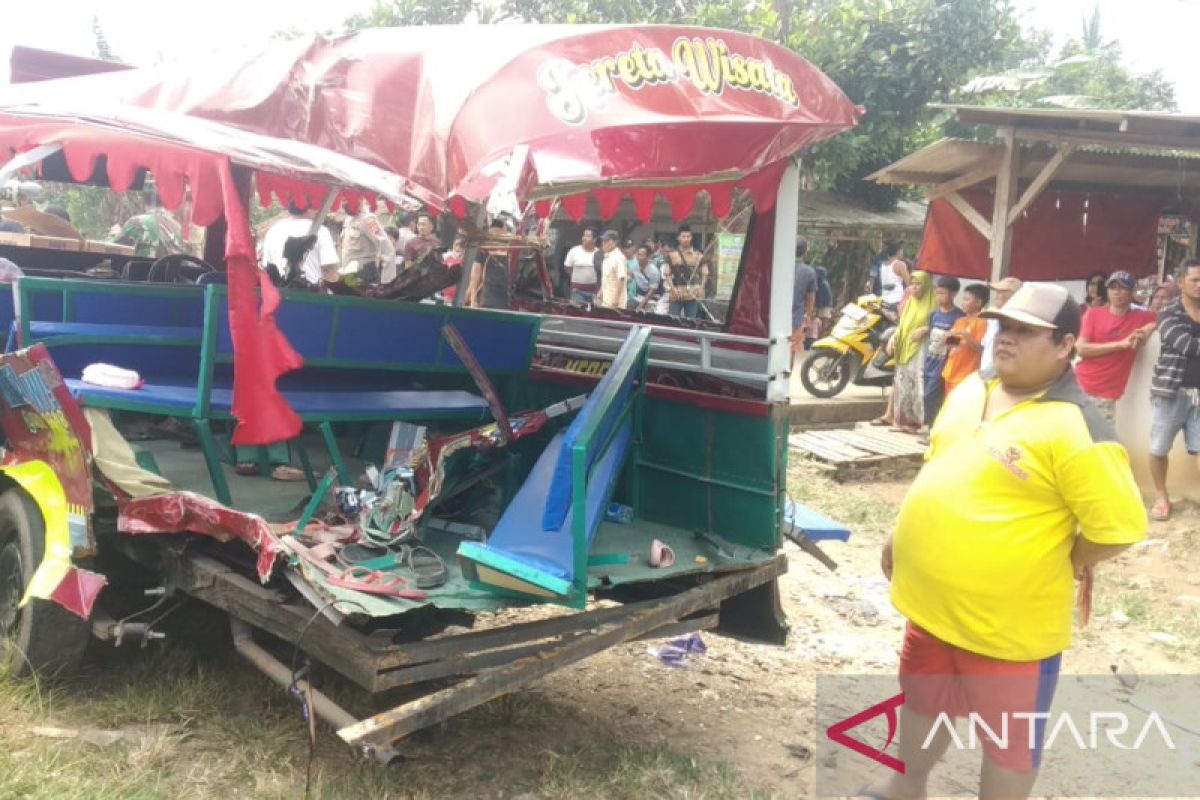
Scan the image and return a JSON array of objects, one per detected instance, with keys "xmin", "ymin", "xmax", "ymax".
[{"xmin": 889, "ymin": 270, "xmax": 935, "ymax": 433}]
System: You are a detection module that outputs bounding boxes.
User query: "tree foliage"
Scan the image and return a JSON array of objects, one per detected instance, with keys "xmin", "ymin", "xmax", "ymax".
[
  {"xmin": 343, "ymin": 0, "xmax": 477, "ymax": 29},
  {"xmin": 956, "ymin": 7, "xmax": 1176, "ymax": 113},
  {"xmin": 498, "ymin": 0, "xmax": 777, "ymax": 33},
  {"xmin": 792, "ymin": 0, "xmax": 1027, "ymax": 209}
]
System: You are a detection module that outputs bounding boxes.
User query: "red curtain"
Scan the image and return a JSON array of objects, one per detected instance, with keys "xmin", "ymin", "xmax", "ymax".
[{"xmin": 919, "ymin": 188, "xmax": 1166, "ymax": 281}]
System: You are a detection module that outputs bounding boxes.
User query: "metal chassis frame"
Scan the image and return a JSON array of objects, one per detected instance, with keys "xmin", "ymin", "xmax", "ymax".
[{"xmin": 115, "ymin": 536, "xmax": 785, "ymax": 760}]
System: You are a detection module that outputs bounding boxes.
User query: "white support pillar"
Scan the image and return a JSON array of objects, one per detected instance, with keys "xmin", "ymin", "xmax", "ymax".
[{"xmin": 767, "ymin": 159, "xmax": 800, "ymax": 404}]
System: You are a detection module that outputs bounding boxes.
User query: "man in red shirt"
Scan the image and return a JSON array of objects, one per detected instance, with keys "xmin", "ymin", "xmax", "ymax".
[{"xmin": 1075, "ymin": 270, "xmax": 1157, "ymax": 424}]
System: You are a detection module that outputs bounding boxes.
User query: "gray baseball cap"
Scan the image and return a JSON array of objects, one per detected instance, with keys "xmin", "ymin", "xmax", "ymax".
[{"xmin": 980, "ymin": 282, "xmax": 1081, "ymax": 335}]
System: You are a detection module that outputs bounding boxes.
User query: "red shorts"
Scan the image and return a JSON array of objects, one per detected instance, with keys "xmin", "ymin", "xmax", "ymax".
[{"xmin": 899, "ymin": 623, "xmax": 1061, "ymax": 772}]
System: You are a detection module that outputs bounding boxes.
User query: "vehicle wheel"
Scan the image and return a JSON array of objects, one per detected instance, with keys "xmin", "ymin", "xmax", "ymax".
[
  {"xmin": 0, "ymin": 487, "xmax": 90, "ymax": 677},
  {"xmin": 800, "ymin": 351, "xmax": 853, "ymax": 398}
]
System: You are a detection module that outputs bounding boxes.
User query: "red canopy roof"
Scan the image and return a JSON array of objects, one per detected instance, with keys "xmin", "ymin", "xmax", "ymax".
[
  {"xmin": 0, "ymin": 27, "xmax": 859, "ymax": 445},
  {"xmin": 8, "ymin": 26, "xmax": 858, "ymax": 210}
]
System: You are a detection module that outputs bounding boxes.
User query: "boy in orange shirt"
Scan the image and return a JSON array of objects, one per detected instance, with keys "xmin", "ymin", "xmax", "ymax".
[{"xmin": 941, "ymin": 283, "xmax": 990, "ymax": 395}]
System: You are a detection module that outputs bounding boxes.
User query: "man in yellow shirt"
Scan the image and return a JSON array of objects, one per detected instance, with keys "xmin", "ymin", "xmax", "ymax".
[{"xmin": 867, "ymin": 283, "xmax": 1146, "ymax": 800}]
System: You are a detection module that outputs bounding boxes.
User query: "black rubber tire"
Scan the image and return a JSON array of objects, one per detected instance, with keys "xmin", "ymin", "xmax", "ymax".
[
  {"xmin": 0, "ymin": 487, "xmax": 91, "ymax": 677},
  {"xmin": 799, "ymin": 351, "xmax": 853, "ymax": 398}
]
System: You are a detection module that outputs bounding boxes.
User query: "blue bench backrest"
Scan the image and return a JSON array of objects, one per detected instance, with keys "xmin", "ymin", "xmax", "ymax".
[
  {"xmin": 17, "ymin": 278, "xmax": 205, "ymax": 330},
  {"xmin": 0, "ymin": 285, "xmax": 15, "ymax": 350},
  {"xmin": 15, "ymin": 278, "xmax": 206, "ymax": 380},
  {"xmin": 207, "ymin": 286, "xmax": 540, "ymax": 375},
  {"xmin": 541, "ymin": 325, "xmax": 650, "ymax": 532}
]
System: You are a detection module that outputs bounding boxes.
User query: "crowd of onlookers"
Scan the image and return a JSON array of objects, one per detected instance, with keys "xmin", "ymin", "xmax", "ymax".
[
  {"xmin": 558, "ymin": 224, "xmax": 711, "ymax": 318},
  {"xmin": 793, "ymin": 238, "xmax": 1200, "ymax": 523},
  {"xmin": 263, "ymin": 206, "xmax": 724, "ymax": 319}
]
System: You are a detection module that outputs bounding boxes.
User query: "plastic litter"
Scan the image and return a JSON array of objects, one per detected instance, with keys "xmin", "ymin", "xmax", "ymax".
[
  {"xmin": 81, "ymin": 363, "xmax": 143, "ymax": 390},
  {"xmin": 649, "ymin": 538, "xmax": 675, "ymax": 568},
  {"xmin": 648, "ymin": 632, "xmax": 707, "ymax": 669},
  {"xmin": 605, "ymin": 502, "xmax": 634, "ymax": 523}
]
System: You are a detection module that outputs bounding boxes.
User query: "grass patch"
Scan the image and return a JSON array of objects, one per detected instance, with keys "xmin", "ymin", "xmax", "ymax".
[
  {"xmin": 0, "ymin": 643, "xmax": 770, "ymax": 800},
  {"xmin": 785, "ymin": 459, "xmax": 901, "ymax": 534}
]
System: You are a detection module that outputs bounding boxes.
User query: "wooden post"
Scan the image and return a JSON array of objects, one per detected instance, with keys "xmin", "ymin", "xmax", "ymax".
[{"xmin": 990, "ymin": 127, "xmax": 1020, "ymax": 282}]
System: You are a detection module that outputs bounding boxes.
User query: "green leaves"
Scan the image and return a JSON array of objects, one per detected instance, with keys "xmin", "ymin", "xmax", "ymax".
[
  {"xmin": 955, "ymin": 6, "xmax": 1176, "ymax": 113},
  {"xmin": 343, "ymin": 0, "xmax": 476, "ymax": 29},
  {"xmin": 788, "ymin": 0, "xmax": 1026, "ymax": 207}
]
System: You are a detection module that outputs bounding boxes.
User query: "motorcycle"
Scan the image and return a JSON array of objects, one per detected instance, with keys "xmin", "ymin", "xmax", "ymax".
[{"xmin": 799, "ymin": 294, "xmax": 896, "ymax": 398}]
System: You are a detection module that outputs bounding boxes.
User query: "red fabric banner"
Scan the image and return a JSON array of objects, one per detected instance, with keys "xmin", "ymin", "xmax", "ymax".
[
  {"xmin": 919, "ymin": 189, "xmax": 1166, "ymax": 281},
  {"xmin": 220, "ymin": 163, "xmax": 304, "ymax": 446}
]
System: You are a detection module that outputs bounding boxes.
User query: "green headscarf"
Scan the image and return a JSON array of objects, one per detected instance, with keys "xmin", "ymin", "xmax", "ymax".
[{"xmin": 894, "ymin": 270, "xmax": 934, "ymax": 365}]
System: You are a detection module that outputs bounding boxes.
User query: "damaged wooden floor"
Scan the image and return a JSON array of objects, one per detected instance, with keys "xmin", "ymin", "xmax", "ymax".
[{"xmin": 788, "ymin": 423, "xmax": 927, "ymax": 481}]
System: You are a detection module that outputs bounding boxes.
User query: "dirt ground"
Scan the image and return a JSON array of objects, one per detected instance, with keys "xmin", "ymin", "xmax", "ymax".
[
  {"xmin": 1, "ymin": 457, "xmax": 1197, "ymax": 798},
  {"xmin": 535, "ymin": 459, "xmax": 1200, "ymax": 797}
]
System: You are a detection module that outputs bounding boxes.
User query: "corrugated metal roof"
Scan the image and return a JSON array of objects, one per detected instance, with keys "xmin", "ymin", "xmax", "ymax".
[
  {"xmin": 931, "ymin": 104, "xmax": 1200, "ymax": 136},
  {"xmin": 868, "ymin": 137, "xmax": 1200, "ymax": 195},
  {"xmin": 796, "ymin": 190, "xmax": 926, "ymax": 230}
]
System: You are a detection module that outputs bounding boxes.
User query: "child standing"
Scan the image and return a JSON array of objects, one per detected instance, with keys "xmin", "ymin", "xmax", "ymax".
[
  {"xmin": 921, "ymin": 276, "xmax": 963, "ymax": 428},
  {"xmin": 941, "ymin": 283, "xmax": 991, "ymax": 396}
]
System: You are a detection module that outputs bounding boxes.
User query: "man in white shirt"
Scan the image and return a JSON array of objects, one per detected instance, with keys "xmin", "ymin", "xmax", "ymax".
[
  {"xmin": 563, "ymin": 227, "xmax": 600, "ymax": 304},
  {"xmin": 597, "ymin": 230, "xmax": 628, "ymax": 309},
  {"xmin": 878, "ymin": 239, "xmax": 910, "ymax": 309},
  {"xmin": 260, "ymin": 203, "xmax": 339, "ymax": 287}
]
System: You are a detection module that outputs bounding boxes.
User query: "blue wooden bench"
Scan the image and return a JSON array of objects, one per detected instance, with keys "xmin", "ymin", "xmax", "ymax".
[
  {"xmin": 13, "ymin": 277, "xmax": 205, "ymax": 380},
  {"xmin": 0, "ymin": 283, "xmax": 17, "ymax": 352},
  {"xmin": 17, "ymin": 278, "xmax": 542, "ymax": 506},
  {"xmin": 458, "ymin": 325, "xmax": 650, "ymax": 608}
]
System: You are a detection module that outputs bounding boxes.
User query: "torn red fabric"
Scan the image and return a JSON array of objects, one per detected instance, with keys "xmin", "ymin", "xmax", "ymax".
[
  {"xmin": 737, "ymin": 161, "xmax": 787, "ymax": 214},
  {"xmin": 726, "ymin": 205, "xmax": 775, "ymax": 338},
  {"xmin": 49, "ymin": 567, "xmax": 107, "ymax": 620},
  {"xmin": 117, "ymin": 491, "xmax": 283, "ymax": 582},
  {"xmin": 222, "ymin": 161, "xmax": 304, "ymax": 446},
  {"xmin": 533, "ymin": 198, "xmax": 553, "ymax": 219},
  {"xmin": 919, "ymin": 188, "xmax": 1165, "ymax": 281}
]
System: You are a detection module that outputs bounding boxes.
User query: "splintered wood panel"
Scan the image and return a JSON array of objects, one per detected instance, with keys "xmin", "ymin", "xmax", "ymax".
[{"xmin": 789, "ymin": 426, "xmax": 927, "ymax": 482}]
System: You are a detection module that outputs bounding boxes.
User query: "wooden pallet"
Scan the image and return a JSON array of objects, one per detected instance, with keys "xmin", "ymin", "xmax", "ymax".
[{"xmin": 788, "ymin": 424, "xmax": 926, "ymax": 481}]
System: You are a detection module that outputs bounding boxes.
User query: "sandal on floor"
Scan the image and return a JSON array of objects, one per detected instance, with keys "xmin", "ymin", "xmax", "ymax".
[
  {"xmin": 1150, "ymin": 499, "xmax": 1172, "ymax": 522},
  {"xmin": 869, "ymin": 417, "xmax": 892, "ymax": 426},
  {"xmin": 405, "ymin": 546, "xmax": 448, "ymax": 589},
  {"xmin": 271, "ymin": 465, "xmax": 308, "ymax": 482},
  {"xmin": 234, "ymin": 463, "xmax": 259, "ymax": 476},
  {"xmin": 340, "ymin": 543, "xmax": 390, "ymax": 565}
]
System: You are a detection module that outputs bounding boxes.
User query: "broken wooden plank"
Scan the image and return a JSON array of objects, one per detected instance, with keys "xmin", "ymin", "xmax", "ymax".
[
  {"xmin": 843, "ymin": 430, "xmax": 926, "ymax": 456},
  {"xmin": 788, "ymin": 433, "xmax": 862, "ymax": 463},
  {"xmin": 802, "ymin": 431, "xmax": 874, "ymax": 460},
  {"xmin": 338, "ymin": 557, "xmax": 786, "ymax": 749}
]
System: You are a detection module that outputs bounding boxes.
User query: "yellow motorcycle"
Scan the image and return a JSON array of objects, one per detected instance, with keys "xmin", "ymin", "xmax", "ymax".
[{"xmin": 799, "ymin": 295, "xmax": 896, "ymax": 398}]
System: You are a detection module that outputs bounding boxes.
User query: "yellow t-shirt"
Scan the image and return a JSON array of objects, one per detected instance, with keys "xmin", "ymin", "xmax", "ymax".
[{"xmin": 890, "ymin": 371, "xmax": 1146, "ymax": 662}]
